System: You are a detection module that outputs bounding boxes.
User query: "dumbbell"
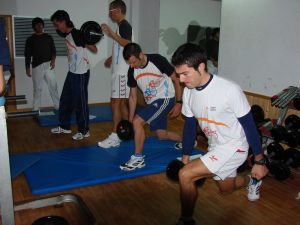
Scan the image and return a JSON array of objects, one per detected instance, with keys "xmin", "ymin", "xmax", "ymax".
[
  {"xmin": 166, "ymin": 160, "xmax": 206, "ymax": 187},
  {"xmin": 267, "ymin": 148, "xmax": 300, "ymax": 181},
  {"xmin": 266, "ymin": 142, "xmax": 284, "ymax": 160},
  {"xmin": 56, "ymin": 21, "xmax": 104, "ymax": 44},
  {"xmin": 271, "ymin": 115, "xmax": 300, "ymax": 147},
  {"xmin": 116, "ymin": 120, "xmax": 134, "ymax": 141}
]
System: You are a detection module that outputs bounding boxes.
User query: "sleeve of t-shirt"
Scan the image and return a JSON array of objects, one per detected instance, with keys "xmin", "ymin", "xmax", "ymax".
[
  {"xmin": 127, "ymin": 67, "xmax": 137, "ymax": 87},
  {"xmin": 227, "ymin": 83, "xmax": 251, "ymax": 118},
  {"xmin": 119, "ymin": 21, "xmax": 132, "ymax": 41},
  {"xmin": 181, "ymin": 88, "xmax": 194, "ymax": 118},
  {"xmin": 71, "ymin": 29, "xmax": 85, "ymax": 47},
  {"xmin": 147, "ymin": 54, "xmax": 174, "ymax": 76}
]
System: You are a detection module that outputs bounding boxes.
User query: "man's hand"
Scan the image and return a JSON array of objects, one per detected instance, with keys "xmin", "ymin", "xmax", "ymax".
[
  {"xmin": 101, "ymin": 23, "xmax": 114, "ymax": 38},
  {"xmin": 251, "ymin": 164, "xmax": 269, "ymax": 180},
  {"xmin": 169, "ymin": 103, "xmax": 182, "ymax": 118},
  {"xmin": 104, "ymin": 56, "xmax": 112, "ymax": 68},
  {"xmin": 26, "ymin": 68, "xmax": 31, "ymax": 77},
  {"xmin": 50, "ymin": 61, "xmax": 55, "ymax": 70}
]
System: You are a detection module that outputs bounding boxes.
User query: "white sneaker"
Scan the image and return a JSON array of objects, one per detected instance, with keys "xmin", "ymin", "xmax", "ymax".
[
  {"xmin": 51, "ymin": 126, "xmax": 72, "ymax": 134},
  {"xmin": 247, "ymin": 176, "xmax": 262, "ymax": 201},
  {"xmin": 120, "ymin": 155, "xmax": 145, "ymax": 171},
  {"xmin": 174, "ymin": 140, "xmax": 198, "ymax": 150},
  {"xmin": 72, "ymin": 131, "xmax": 90, "ymax": 140},
  {"xmin": 97, "ymin": 132, "xmax": 121, "ymax": 148}
]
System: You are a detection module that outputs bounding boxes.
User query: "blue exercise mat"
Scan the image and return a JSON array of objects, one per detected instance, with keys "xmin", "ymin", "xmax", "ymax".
[
  {"xmin": 23, "ymin": 137, "xmax": 204, "ymax": 194},
  {"xmin": 37, "ymin": 105, "xmax": 112, "ymax": 127},
  {"xmin": 10, "ymin": 154, "xmax": 40, "ymax": 179}
]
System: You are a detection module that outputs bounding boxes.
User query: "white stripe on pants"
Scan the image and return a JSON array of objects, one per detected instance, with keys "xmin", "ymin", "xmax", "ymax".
[{"xmin": 32, "ymin": 61, "xmax": 59, "ymax": 110}]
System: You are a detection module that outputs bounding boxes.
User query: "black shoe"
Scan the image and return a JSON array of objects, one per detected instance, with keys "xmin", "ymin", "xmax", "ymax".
[{"xmin": 175, "ymin": 217, "xmax": 196, "ymax": 225}]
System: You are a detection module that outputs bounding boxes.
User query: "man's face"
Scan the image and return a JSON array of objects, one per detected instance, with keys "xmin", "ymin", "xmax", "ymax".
[
  {"xmin": 175, "ymin": 64, "xmax": 203, "ymax": 89},
  {"xmin": 33, "ymin": 22, "xmax": 44, "ymax": 34},
  {"xmin": 52, "ymin": 19, "xmax": 67, "ymax": 33},
  {"xmin": 126, "ymin": 55, "xmax": 143, "ymax": 69},
  {"xmin": 109, "ymin": 6, "xmax": 120, "ymax": 22}
]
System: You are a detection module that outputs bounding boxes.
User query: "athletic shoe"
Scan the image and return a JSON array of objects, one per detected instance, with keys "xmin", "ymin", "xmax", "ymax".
[
  {"xmin": 175, "ymin": 217, "xmax": 196, "ymax": 225},
  {"xmin": 51, "ymin": 126, "xmax": 71, "ymax": 134},
  {"xmin": 247, "ymin": 176, "xmax": 262, "ymax": 201},
  {"xmin": 120, "ymin": 155, "xmax": 145, "ymax": 171},
  {"xmin": 72, "ymin": 131, "xmax": 90, "ymax": 140},
  {"xmin": 174, "ymin": 140, "xmax": 198, "ymax": 150},
  {"xmin": 97, "ymin": 132, "xmax": 121, "ymax": 148}
]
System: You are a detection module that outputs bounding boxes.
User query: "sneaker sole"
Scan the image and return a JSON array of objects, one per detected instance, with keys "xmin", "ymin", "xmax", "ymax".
[
  {"xmin": 51, "ymin": 131, "xmax": 72, "ymax": 134},
  {"xmin": 247, "ymin": 196, "xmax": 260, "ymax": 201},
  {"xmin": 97, "ymin": 143, "xmax": 120, "ymax": 148},
  {"xmin": 119, "ymin": 163, "xmax": 145, "ymax": 171}
]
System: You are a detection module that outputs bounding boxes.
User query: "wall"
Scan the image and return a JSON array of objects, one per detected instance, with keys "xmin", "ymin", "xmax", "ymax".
[
  {"xmin": 219, "ymin": 0, "xmax": 300, "ymax": 96},
  {"xmin": 159, "ymin": 0, "xmax": 222, "ymax": 60},
  {"xmin": 1, "ymin": 0, "xmax": 135, "ymax": 109}
]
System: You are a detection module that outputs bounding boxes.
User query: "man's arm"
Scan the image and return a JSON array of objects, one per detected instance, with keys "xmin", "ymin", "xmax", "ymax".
[
  {"xmin": 182, "ymin": 116, "xmax": 197, "ymax": 164},
  {"xmin": 101, "ymin": 23, "xmax": 131, "ymax": 47},
  {"xmin": 169, "ymin": 72, "xmax": 183, "ymax": 118},
  {"xmin": 128, "ymin": 87, "xmax": 137, "ymax": 123},
  {"xmin": 238, "ymin": 111, "xmax": 269, "ymax": 180},
  {"xmin": 85, "ymin": 44, "xmax": 98, "ymax": 54}
]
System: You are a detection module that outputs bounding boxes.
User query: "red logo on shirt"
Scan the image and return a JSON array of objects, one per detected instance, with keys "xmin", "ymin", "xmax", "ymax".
[{"xmin": 209, "ymin": 155, "xmax": 218, "ymax": 161}]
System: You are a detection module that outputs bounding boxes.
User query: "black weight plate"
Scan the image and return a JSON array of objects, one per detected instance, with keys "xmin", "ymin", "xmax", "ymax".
[
  {"xmin": 81, "ymin": 21, "xmax": 103, "ymax": 44},
  {"xmin": 270, "ymin": 125, "xmax": 287, "ymax": 143},
  {"xmin": 32, "ymin": 216, "xmax": 69, "ymax": 225},
  {"xmin": 285, "ymin": 114, "xmax": 300, "ymax": 130},
  {"xmin": 283, "ymin": 148, "xmax": 300, "ymax": 168}
]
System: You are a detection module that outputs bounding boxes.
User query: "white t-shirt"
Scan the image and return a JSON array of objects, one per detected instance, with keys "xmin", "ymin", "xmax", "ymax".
[
  {"xmin": 127, "ymin": 54, "xmax": 175, "ymax": 104},
  {"xmin": 65, "ymin": 29, "xmax": 89, "ymax": 74},
  {"xmin": 182, "ymin": 75, "xmax": 250, "ymax": 153},
  {"xmin": 112, "ymin": 20, "xmax": 132, "ymax": 75}
]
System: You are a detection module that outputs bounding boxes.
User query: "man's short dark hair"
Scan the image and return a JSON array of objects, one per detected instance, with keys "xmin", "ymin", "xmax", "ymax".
[
  {"xmin": 50, "ymin": 10, "xmax": 74, "ymax": 28},
  {"xmin": 171, "ymin": 43, "xmax": 207, "ymax": 70},
  {"xmin": 32, "ymin": 17, "xmax": 44, "ymax": 29},
  {"xmin": 123, "ymin": 43, "xmax": 142, "ymax": 60},
  {"xmin": 110, "ymin": 0, "xmax": 127, "ymax": 14}
]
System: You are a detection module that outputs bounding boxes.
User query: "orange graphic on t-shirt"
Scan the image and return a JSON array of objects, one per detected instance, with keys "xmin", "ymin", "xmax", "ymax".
[
  {"xmin": 135, "ymin": 73, "xmax": 163, "ymax": 81},
  {"xmin": 197, "ymin": 117, "xmax": 228, "ymax": 127}
]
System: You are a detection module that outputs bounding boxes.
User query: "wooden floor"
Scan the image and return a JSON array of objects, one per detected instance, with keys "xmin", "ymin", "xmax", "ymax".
[{"xmin": 5, "ymin": 116, "xmax": 300, "ymax": 225}]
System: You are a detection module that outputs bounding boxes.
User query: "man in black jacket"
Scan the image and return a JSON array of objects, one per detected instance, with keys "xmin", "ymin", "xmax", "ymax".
[{"xmin": 24, "ymin": 17, "xmax": 59, "ymax": 110}]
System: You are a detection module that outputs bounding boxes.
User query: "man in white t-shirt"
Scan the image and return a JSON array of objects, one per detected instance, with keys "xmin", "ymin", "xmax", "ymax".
[
  {"xmin": 171, "ymin": 43, "xmax": 268, "ymax": 225},
  {"xmin": 98, "ymin": 0, "xmax": 133, "ymax": 148},
  {"xmin": 50, "ymin": 10, "xmax": 97, "ymax": 140}
]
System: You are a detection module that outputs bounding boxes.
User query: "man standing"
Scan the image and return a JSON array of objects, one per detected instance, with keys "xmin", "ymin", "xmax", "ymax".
[
  {"xmin": 118, "ymin": 43, "xmax": 183, "ymax": 171},
  {"xmin": 24, "ymin": 17, "xmax": 59, "ymax": 110},
  {"xmin": 171, "ymin": 43, "xmax": 268, "ymax": 225},
  {"xmin": 50, "ymin": 10, "xmax": 97, "ymax": 140},
  {"xmin": 98, "ymin": 0, "xmax": 133, "ymax": 148}
]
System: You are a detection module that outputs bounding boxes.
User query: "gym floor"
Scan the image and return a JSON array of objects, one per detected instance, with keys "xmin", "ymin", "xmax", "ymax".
[{"xmin": 6, "ymin": 116, "xmax": 300, "ymax": 225}]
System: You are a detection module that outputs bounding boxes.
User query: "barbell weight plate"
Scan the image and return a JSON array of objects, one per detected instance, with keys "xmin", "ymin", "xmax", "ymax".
[
  {"xmin": 80, "ymin": 21, "xmax": 103, "ymax": 45},
  {"xmin": 32, "ymin": 216, "xmax": 69, "ymax": 225},
  {"xmin": 270, "ymin": 125, "xmax": 287, "ymax": 143},
  {"xmin": 284, "ymin": 129, "xmax": 300, "ymax": 148},
  {"xmin": 268, "ymin": 161, "xmax": 290, "ymax": 181},
  {"xmin": 283, "ymin": 148, "xmax": 300, "ymax": 168},
  {"xmin": 284, "ymin": 114, "xmax": 300, "ymax": 130},
  {"xmin": 266, "ymin": 142, "xmax": 284, "ymax": 160},
  {"xmin": 251, "ymin": 105, "xmax": 265, "ymax": 125}
]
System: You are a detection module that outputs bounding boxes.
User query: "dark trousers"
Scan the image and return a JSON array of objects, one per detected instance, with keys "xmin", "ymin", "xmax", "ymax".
[{"xmin": 59, "ymin": 70, "xmax": 90, "ymax": 134}]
